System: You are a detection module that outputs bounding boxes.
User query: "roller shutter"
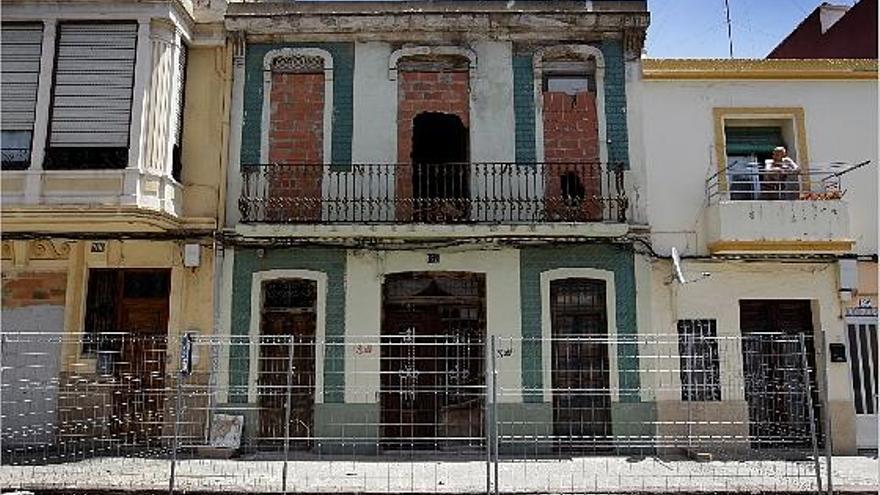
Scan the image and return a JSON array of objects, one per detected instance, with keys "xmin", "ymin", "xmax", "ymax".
[
  {"xmin": 48, "ymin": 22, "xmax": 137, "ymax": 148},
  {"xmin": 1, "ymin": 23, "xmax": 43, "ymax": 132}
]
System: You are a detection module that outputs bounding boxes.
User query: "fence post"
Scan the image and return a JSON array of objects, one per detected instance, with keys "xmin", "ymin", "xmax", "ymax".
[
  {"xmin": 820, "ymin": 328, "xmax": 833, "ymax": 495},
  {"xmin": 282, "ymin": 336, "xmax": 294, "ymax": 495},
  {"xmin": 799, "ymin": 333, "xmax": 822, "ymax": 494},
  {"xmin": 485, "ymin": 336, "xmax": 493, "ymax": 495},
  {"xmin": 491, "ymin": 335, "xmax": 499, "ymax": 495},
  {"xmin": 169, "ymin": 370, "xmax": 182, "ymax": 494}
]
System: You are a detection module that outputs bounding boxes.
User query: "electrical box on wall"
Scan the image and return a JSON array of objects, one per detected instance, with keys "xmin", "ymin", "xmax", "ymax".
[
  {"xmin": 184, "ymin": 244, "xmax": 201, "ymax": 268},
  {"xmin": 829, "ymin": 343, "xmax": 847, "ymax": 363},
  {"xmin": 838, "ymin": 258, "xmax": 858, "ymax": 291}
]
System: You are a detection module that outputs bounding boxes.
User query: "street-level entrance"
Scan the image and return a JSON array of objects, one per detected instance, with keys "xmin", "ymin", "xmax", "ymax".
[
  {"xmin": 846, "ymin": 314, "xmax": 878, "ymax": 452},
  {"xmin": 549, "ymin": 278, "xmax": 612, "ymax": 452},
  {"xmin": 380, "ymin": 272, "xmax": 486, "ymax": 450}
]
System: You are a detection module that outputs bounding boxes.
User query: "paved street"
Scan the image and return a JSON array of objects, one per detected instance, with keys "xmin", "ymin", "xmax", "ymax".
[{"xmin": 1, "ymin": 455, "xmax": 877, "ymax": 493}]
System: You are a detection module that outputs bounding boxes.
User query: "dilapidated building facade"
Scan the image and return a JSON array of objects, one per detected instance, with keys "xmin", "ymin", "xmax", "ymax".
[{"xmin": 220, "ymin": 0, "xmax": 651, "ymax": 453}]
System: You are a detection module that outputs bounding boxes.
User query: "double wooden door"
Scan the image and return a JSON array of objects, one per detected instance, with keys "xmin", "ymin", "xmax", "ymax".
[{"xmin": 380, "ymin": 273, "xmax": 485, "ymax": 449}]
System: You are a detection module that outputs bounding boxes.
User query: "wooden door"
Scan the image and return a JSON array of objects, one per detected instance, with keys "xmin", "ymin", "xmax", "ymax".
[
  {"xmin": 114, "ymin": 299, "xmax": 169, "ymax": 445},
  {"xmin": 381, "ymin": 273, "xmax": 486, "ymax": 449},
  {"xmin": 740, "ymin": 300, "xmax": 817, "ymax": 448},
  {"xmin": 550, "ymin": 278, "xmax": 611, "ymax": 451},
  {"xmin": 381, "ymin": 305, "xmax": 443, "ymax": 448},
  {"xmin": 257, "ymin": 279, "xmax": 317, "ymax": 449}
]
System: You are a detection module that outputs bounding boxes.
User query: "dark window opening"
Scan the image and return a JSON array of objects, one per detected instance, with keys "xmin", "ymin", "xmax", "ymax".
[
  {"xmin": 411, "ymin": 112, "xmax": 469, "ymax": 222},
  {"xmin": 82, "ymin": 269, "xmax": 171, "ymax": 355},
  {"xmin": 44, "ymin": 147, "xmax": 129, "ymax": 170},
  {"xmin": 172, "ymin": 44, "xmax": 188, "ymax": 182},
  {"xmin": 1, "ymin": 130, "xmax": 33, "ymax": 170},
  {"xmin": 677, "ymin": 319, "xmax": 721, "ymax": 401},
  {"xmin": 560, "ymin": 171, "xmax": 586, "ymax": 207}
]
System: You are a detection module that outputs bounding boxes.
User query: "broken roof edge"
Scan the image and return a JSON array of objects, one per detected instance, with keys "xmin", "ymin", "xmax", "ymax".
[
  {"xmin": 642, "ymin": 58, "xmax": 878, "ymax": 81},
  {"xmin": 226, "ymin": 0, "xmax": 649, "ymax": 17}
]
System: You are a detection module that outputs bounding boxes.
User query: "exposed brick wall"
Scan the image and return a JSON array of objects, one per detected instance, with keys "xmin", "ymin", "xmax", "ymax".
[
  {"xmin": 268, "ymin": 72, "xmax": 324, "ymax": 221},
  {"xmin": 2, "ymin": 272, "xmax": 67, "ymax": 309},
  {"xmin": 542, "ymin": 91, "xmax": 601, "ymax": 220},
  {"xmin": 396, "ymin": 69, "xmax": 470, "ymax": 220}
]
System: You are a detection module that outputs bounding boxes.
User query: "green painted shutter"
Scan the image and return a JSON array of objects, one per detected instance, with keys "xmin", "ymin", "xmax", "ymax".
[{"xmin": 724, "ymin": 127, "xmax": 784, "ymax": 155}]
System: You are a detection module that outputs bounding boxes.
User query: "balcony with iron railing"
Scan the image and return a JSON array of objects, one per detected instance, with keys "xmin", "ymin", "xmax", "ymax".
[
  {"xmin": 704, "ymin": 163, "xmax": 865, "ymax": 254},
  {"xmin": 238, "ymin": 162, "xmax": 628, "ymax": 227}
]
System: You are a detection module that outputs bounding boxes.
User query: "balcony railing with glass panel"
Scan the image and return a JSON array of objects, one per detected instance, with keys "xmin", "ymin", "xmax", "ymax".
[
  {"xmin": 703, "ymin": 162, "xmax": 869, "ymax": 254},
  {"xmin": 238, "ymin": 162, "xmax": 628, "ymax": 224}
]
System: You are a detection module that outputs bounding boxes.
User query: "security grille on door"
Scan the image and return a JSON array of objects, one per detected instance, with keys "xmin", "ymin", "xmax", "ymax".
[
  {"xmin": 45, "ymin": 22, "xmax": 137, "ymax": 170},
  {"xmin": 1, "ymin": 23, "xmax": 43, "ymax": 170}
]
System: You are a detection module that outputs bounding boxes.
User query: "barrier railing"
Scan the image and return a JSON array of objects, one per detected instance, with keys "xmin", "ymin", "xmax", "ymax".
[{"xmin": 0, "ymin": 331, "xmax": 860, "ymax": 494}]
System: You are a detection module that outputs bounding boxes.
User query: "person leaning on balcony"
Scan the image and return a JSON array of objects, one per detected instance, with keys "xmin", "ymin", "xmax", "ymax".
[{"xmin": 763, "ymin": 146, "xmax": 800, "ymax": 200}]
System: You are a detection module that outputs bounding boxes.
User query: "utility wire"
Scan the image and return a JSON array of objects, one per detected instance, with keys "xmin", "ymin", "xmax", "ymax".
[{"xmin": 724, "ymin": 0, "xmax": 735, "ymax": 58}]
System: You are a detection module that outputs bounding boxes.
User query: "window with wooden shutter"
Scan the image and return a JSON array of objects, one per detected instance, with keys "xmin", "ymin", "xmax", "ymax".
[
  {"xmin": 45, "ymin": 22, "xmax": 137, "ymax": 170},
  {"xmin": 1, "ymin": 23, "xmax": 43, "ymax": 170}
]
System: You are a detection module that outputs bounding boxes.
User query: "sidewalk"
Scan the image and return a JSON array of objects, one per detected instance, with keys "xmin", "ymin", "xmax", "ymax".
[{"xmin": 1, "ymin": 455, "xmax": 877, "ymax": 493}]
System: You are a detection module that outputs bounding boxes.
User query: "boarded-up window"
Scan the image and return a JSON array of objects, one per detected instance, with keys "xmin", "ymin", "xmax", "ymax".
[
  {"xmin": 1, "ymin": 23, "xmax": 43, "ymax": 170},
  {"xmin": 677, "ymin": 319, "xmax": 721, "ymax": 401},
  {"xmin": 45, "ymin": 22, "xmax": 137, "ymax": 170}
]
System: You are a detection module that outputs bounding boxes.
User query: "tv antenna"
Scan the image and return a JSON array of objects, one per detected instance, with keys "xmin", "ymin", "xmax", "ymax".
[{"xmin": 724, "ymin": 0, "xmax": 735, "ymax": 58}]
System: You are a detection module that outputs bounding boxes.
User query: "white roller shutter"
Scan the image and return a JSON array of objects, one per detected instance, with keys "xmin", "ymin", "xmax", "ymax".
[
  {"xmin": 49, "ymin": 22, "xmax": 137, "ymax": 147},
  {"xmin": 1, "ymin": 23, "xmax": 43, "ymax": 132}
]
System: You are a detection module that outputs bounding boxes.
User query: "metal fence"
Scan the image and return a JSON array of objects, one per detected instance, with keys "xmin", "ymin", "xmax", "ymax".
[{"xmin": 0, "ymin": 331, "xmax": 865, "ymax": 494}]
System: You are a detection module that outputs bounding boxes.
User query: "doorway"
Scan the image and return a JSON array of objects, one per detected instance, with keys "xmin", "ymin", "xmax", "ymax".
[
  {"xmin": 380, "ymin": 272, "xmax": 486, "ymax": 450},
  {"xmin": 846, "ymin": 316, "xmax": 878, "ymax": 451},
  {"xmin": 739, "ymin": 300, "xmax": 819, "ymax": 448},
  {"xmin": 410, "ymin": 112, "xmax": 470, "ymax": 222},
  {"xmin": 257, "ymin": 279, "xmax": 317, "ymax": 449},
  {"xmin": 83, "ymin": 269, "xmax": 171, "ymax": 446},
  {"xmin": 549, "ymin": 278, "xmax": 612, "ymax": 452}
]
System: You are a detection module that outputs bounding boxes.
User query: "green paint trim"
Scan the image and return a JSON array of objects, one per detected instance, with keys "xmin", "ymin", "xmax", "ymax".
[
  {"xmin": 513, "ymin": 43, "xmax": 630, "ymax": 168},
  {"xmin": 241, "ymin": 42, "xmax": 354, "ymax": 167},
  {"xmin": 600, "ymin": 39, "xmax": 630, "ymax": 168},
  {"xmin": 229, "ymin": 248, "xmax": 347, "ymax": 404},
  {"xmin": 513, "ymin": 54, "xmax": 537, "ymax": 164},
  {"xmin": 519, "ymin": 244, "xmax": 640, "ymax": 403}
]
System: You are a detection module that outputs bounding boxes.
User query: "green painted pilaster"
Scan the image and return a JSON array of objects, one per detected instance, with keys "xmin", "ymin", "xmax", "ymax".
[
  {"xmin": 519, "ymin": 244, "xmax": 640, "ymax": 403},
  {"xmin": 241, "ymin": 42, "xmax": 354, "ymax": 166},
  {"xmin": 600, "ymin": 39, "xmax": 630, "ymax": 168},
  {"xmin": 512, "ymin": 54, "xmax": 537, "ymax": 164},
  {"xmin": 229, "ymin": 248, "xmax": 347, "ymax": 404}
]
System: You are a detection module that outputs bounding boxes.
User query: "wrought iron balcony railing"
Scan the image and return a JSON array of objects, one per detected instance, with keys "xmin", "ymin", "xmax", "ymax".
[{"xmin": 239, "ymin": 162, "xmax": 628, "ymax": 224}]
